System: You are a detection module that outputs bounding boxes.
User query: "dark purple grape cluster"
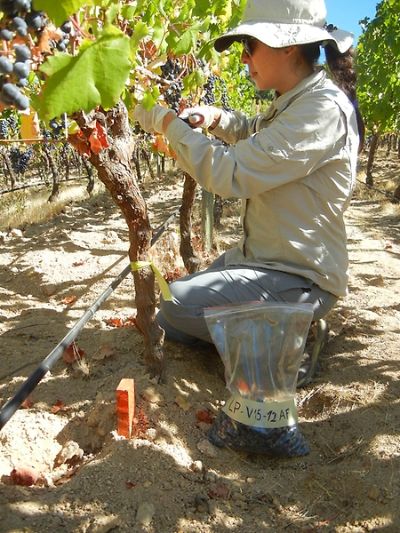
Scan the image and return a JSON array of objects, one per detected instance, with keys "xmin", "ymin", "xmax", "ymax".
[
  {"xmin": 0, "ymin": 113, "xmax": 18, "ymax": 138},
  {"xmin": 0, "ymin": 0, "xmax": 46, "ymax": 110},
  {"xmin": 201, "ymin": 74, "xmax": 217, "ymax": 105},
  {"xmin": 218, "ymin": 78, "xmax": 232, "ymax": 111},
  {"xmin": 9, "ymin": 144, "xmax": 33, "ymax": 174},
  {"xmin": 0, "ymin": 117, "xmax": 8, "ymax": 138},
  {"xmin": 160, "ymin": 58, "xmax": 184, "ymax": 113}
]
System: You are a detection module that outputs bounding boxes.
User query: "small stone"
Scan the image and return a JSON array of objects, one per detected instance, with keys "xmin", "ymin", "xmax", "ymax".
[
  {"xmin": 136, "ymin": 502, "xmax": 155, "ymax": 526},
  {"xmin": 42, "ymin": 283, "xmax": 58, "ymax": 296},
  {"xmin": 9, "ymin": 228, "xmax": 23, "ymax": 238},
  {"xmin": 367, "ymin": 487, "xmax": 380, "ymax": 501},
  {"xmin": 145, "ymin": 428, "xmax": 157, "ymax": 441},
  {"xmin": 190, "ymin": 460, "xmax": 203, "ymax": 473},
  {"xmin": 88, "ymin": 514, "xmax": 121, "ymax": 532},
  {"xmin": 142, "ymin": 387, "xmax": 162, "ymax": 404},
  {"xmin": 204, "ymin": 470, "xmax": 219, "ymax": 483},
  {"xmin": 54, "ymin": 440, "xmax": 84, "ymax": 467},
  {"xmin": 175, "ymin": 394, "xmax": 191, "ymax": 411},
  {"xmin": 197, "ymin": 439, "xmax": 218, "ymax": 458},
  {"xmin": 196, "ymin": 422, "xmax": 211, "ymax": 433}
]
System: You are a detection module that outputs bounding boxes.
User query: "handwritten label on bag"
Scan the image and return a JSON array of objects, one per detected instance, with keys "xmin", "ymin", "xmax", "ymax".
[{"xmin": 222, "ymin": 395, "xmax": 298, "ymax": 429}]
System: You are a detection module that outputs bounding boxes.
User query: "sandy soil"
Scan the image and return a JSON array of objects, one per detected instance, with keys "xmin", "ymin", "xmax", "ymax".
[{"xmin": 0, "ymin": 149, "xmax": 399, "ymax": 532}]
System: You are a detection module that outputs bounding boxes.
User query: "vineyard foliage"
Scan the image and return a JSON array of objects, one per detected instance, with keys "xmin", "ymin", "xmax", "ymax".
[
  {"xmin": 29, "ymin": 0, "xmax": 254, "ymax": 123},
  {"xmin": 357, "ymin": 0, "xmax": 400, "ymax": 134}
]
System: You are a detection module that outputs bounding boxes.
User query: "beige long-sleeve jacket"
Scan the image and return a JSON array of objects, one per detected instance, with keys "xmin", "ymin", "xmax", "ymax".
[{"xmin": 165, "ymin": 70, "xmax": 360, "ymax": 297}]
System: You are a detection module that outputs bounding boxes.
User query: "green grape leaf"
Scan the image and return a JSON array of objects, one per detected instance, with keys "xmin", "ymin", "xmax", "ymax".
[
  {"xmin": 33, "ymin": 0, "xmax": 93, "ymax": 26},
  {"xmin": 36, "ymin": 29, "xmax": 131, "ymax": 121},
  {"xmin": 167, "ymin": 29, "xmax": 196, "ymax": 55}
]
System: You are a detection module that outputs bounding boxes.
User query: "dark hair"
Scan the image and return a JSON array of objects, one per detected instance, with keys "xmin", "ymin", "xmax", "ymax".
[{"xmin": 300, "ymin": 42, "xmax": 365, "ymax": 151}]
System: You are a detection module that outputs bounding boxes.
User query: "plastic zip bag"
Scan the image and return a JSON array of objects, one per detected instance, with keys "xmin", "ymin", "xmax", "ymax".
[{"xmin": 204, "ymin": 301, "xmax": 313, "ymax": 456}]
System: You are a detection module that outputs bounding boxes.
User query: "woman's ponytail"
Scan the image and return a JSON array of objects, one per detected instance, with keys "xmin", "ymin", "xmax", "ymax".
[{"xmin": 325, "ymin": 44, "xmax": 365, "ymax": 151}]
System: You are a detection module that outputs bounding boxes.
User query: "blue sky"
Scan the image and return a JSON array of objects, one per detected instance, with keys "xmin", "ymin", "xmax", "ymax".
[{"xmin": 325, "ymin": 0, "xmax": 378, "ymax": 42}]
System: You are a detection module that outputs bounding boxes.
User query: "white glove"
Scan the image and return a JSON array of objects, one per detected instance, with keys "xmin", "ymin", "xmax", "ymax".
[
  {"xmin": 179, "ymin": 105, "xmax": 221, "ymax": 129},
  {"xmin": 133, "ymin": 104, "xmax": 174, "ymax": 133}
]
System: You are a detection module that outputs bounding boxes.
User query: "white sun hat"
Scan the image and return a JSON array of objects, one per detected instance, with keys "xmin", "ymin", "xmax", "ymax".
[{"xmin": 214, "ymin": 0, "xmax": 354, "ymax": 54}]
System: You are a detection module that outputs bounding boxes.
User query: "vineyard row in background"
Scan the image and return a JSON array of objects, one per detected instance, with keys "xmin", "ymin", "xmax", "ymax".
[{"xmin": 1, "ymin": 128, "xmax": 400, "ymax": 200}]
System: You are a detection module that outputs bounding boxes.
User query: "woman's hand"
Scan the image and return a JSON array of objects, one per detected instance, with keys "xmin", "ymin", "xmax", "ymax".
[
  {"xmin": 179, "ymin": 106, "xmax": 222, "ymax": 130},
  {"xmin": 133, "ymin": 104, "xmax": 176, "ymax": 134}
]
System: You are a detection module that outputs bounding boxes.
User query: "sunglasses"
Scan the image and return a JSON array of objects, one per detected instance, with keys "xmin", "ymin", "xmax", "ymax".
[{"xmin": 241, "ymin": 37, "xmax": 257, "ymax": 56}]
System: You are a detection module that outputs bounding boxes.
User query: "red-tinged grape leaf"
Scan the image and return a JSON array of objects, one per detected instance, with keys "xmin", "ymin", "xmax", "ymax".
[
  {"xmin": 37, "ymin": 27, "xmax": 131, "ymax": 121},
  {"xmin": 125, "ymin": 481, "xmax": 137, "ymax": 489},
  {"xmin": 196, "ymin": 409, "xmax": 214, "ymax": 424},
  {"xmin": 68, "ymin": 131, "xmax": 91, "ymax": 157},
  {"xmin": 88, "ymin": 121, "xmax": 109, "ymax": 154},
  {"xmin": 21, "ymin": 398, "xmax": 34, "ymax": 409},
  {"xmin": 33, "ymin": 0, "xmax": 93, "ymax": 27},
  {"xmin": 152, "ymin": 134, "xmax": 176, "ymax": 158},
  {"xmin": 61, "ymin": 295, "xmax": 77, "ymax": 305}
]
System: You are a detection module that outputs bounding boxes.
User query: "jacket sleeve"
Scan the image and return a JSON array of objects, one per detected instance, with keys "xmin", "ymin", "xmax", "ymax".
[{"xmin": 166, "ymin": 95, "xmax": 348, "ymax": 199}]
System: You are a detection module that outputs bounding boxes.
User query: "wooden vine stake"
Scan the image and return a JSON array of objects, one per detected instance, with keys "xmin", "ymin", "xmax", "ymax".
[{"xmin": 116, "ymin": 378, "xmax": 135, "ymax": 438}]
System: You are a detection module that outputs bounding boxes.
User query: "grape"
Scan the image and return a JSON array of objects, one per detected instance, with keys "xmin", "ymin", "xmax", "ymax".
[
  {"xmin": 16, "ymin": 77, "xmax": 28, "ymax": 87},
  {"xmin": 13, "ymin": 61, "xmax": 30, "ymax": 79},
  {"xmin": 0, "ymin": 56, "xmax": 13, "ymax": 74},
  {"xmin": 11, "ymin": 16, "xmax": 28, "ymax": 36},
  {"xmin": 61, "ymin": 20, "xmax": 72, "ymax": 34},
  {"xmin": 14, "ymin": 92, "xmax": 28, "ymax": 110},
  {"xmin": 0, "ymin": 82, "xmax": 20, "ymax": 104},
  {"xmin": 15, "ymin": 0, "xmax": 31, "ymax": 11},
  {"xmin": 25, "ymin": 10, "xmax": 44, "ymax": 30},
  {"xmin": 0, "ymin": 1, "xmax": 17, "ymax": 16},
  {"xmin": 0, "ymin": 28, "xmax": 14, "ymax": 40},
  {"xmin": 14, "ymin": 44, "xmax": 31, "ymax": 62},
  {"xmin": 56, "ymin": 39, "xmax": 69, "ymax": 52}
]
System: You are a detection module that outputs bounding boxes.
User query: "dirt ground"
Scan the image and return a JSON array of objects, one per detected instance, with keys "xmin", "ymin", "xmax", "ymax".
[{"xmin": 0, "ymin": 149, "xmax": 399, "ymax": 533}]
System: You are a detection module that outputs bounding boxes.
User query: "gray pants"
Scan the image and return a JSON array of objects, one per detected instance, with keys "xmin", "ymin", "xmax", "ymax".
[{"xmin": 158, "ymin": 253, "xmax": 337, "ymax": 344}]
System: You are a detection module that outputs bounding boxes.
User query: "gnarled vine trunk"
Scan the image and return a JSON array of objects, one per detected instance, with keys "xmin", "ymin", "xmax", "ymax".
[
  {"xmin": 74, "ymin": 101, "xmax": 165, "ymax": 381},
  {"xmin": 366, "ymin": 133, "xmax": 380, "ymax": 187}
]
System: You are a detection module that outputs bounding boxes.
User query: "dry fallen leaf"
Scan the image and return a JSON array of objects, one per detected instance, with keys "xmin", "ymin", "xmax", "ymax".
[
  {"xmin": 195, "ymin": 409, "xmax": 214, "ymax": 425},
  {"xmin": 62, "ymin": 342, "xmax": 86, "ymax": 364},
  {"xmin": 51, "ymin": 400, "xmax": 67, "ymax": 414},
  {"xmin": 61, "ymin": 295, "xmax": 78, "ymax": 305}
]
